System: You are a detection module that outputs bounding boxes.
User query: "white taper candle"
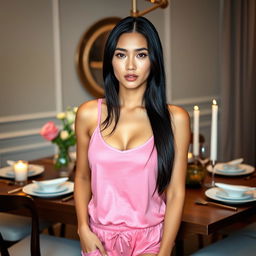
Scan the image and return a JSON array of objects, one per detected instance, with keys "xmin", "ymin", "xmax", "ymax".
[
  {"xmin": 193, "ymin": 105, "xmax": 200, "ymax": 157},
  {"xmin": 210, "ymin": 100, "xmax": 218, "ymax": 162}
]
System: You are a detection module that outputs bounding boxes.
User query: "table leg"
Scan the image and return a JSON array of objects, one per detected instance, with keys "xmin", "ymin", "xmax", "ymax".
[{"xmin": 173, "ymin": 239, "xmax": 184, "ymax": 256}]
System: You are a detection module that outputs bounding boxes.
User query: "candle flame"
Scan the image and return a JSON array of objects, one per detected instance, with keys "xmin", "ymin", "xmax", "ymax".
[
  {"xmin": 188, "ymin": 152, "xmax": 193, "ymax": 159},
  {"xmin": 212, "ymin": 99, "xmax": 217, "ymax": 105},
  {"xmin": 194, "ymin": 105, "xmax": 199, "ymax": 111},
  {"xmin": 14, "ymin": 160, "xmax": 28, "ymax": 167}
]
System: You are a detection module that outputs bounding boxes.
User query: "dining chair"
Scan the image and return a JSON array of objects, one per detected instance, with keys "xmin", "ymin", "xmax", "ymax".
[
  {"xmin": 0, "ymin": 195, "xmax": 81, "ymax": 256},
  {"xmin": 0, "ymin": 213, "xmax": 54, "ymax": 243},
  {"xmin": 191, "ymin": 222, "xmax": 256, "ymax": 256}
]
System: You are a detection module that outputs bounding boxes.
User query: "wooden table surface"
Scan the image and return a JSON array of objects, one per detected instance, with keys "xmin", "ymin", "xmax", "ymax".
[
  {"xmin": 0, "ymin": 157, "xmax": 77, "ymax": 225},
  {"xmin": 0, "ymin": 157, "xmax": 255, "ymax": 237},
  {"xmin": 181, "ymin": 175, "xmax": 256, "ymax": 236}
]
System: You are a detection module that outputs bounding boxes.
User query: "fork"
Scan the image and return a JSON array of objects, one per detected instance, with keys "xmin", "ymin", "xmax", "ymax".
[{"xmin": 195, "ymin": 198, "xmax": 237, "ymax": 211}]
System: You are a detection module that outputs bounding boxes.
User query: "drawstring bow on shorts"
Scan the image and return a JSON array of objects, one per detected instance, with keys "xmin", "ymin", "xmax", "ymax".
[{"xmin": 108, "ymin": 232, "xmax": 132, "ymax": 253}]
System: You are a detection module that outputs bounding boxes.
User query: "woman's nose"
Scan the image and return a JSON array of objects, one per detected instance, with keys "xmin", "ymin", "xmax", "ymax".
[{"xmin": 126, "ymin": 57, "xmax": 136, "ymax": 70}]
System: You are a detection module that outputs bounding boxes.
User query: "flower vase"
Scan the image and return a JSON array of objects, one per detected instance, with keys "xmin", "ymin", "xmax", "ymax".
[{"xmin": 54, "ymin": 147, "xmax": 74, "ymax": 177}]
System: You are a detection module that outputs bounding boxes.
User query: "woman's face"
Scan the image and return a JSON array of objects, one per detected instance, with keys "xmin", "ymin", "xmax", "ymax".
[{"xmin": 112, "ymin": 32, "xmax": 150, "ymax": 91}]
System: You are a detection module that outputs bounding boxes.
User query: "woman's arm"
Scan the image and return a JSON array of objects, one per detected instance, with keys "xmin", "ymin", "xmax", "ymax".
[
  {"xmin": 74, "ymin": 100, "xmax": 107, "ymax": 255},
  {"xmin": 158, "ymin": 105, "xmax": 191, "ymax": 256}
]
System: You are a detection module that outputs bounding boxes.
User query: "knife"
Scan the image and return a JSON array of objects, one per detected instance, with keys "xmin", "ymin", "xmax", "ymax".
[
  {"xmin": 8, "ymin": 187, "xmax": 23, "ymax": 194},
  {"xmin": 61, "ymin": 194, "xmax": 74, "ymax": 202}
]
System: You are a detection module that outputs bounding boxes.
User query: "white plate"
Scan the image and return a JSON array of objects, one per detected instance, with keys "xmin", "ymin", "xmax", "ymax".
[
  {"xmin": 23, "ymin": 181, "xmax": 74, "ymax": 198},
  {"xmin": 217, "ymin": 166, "xmax": 245, "ymax": 174},
  {"xmin": 205, "ymin": 187, "xmax": 256, "ymax": 204},
  {"xmin": 0, "ymin": 164, "xmax": 44, "ymax": 179},
  {"xmin": 33, "ymin": 184, "xmax": 68, "ymax": 194},
  {"xmin": 207, "ymin": 163, "xmax": 255, "ymax": 176},
  {"xmin": 216, "ymin": 190, "xmax": 253, "ymax": 200}
]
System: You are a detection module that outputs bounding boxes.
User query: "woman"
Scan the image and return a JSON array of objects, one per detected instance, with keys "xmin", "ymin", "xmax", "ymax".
[{"xmin": 74, "ymin": 16, "xmax": 190, "ymax": 256}]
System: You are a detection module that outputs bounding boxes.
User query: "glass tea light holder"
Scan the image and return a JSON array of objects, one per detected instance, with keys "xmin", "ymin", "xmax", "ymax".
[{"xmin": 13, "ymin": 160, "xmax": 29, "ymax": 185}]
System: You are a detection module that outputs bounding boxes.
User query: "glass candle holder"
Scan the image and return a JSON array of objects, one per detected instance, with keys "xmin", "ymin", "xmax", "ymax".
[
  {"xmin": 186, "ymin": 163, "xmax": 206, "ymax": 188},
  {"xmin": 13, "ymin": 160, "xmax": 28, "ymax": 185}
]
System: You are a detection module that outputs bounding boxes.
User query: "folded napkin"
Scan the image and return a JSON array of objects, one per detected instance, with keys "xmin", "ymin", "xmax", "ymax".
[
  {"xmin": 226, "ymin": 158, "xmax": 244, "ymax": 165},
  {"xmin": 217, "ymin": 158, "xmax": 245, "ymax": 173},
  {"xmin": 6, "ymin": 160, "xmax": 15, "ymax": 166},
  {"xmin": 215, "ymin": 183, "xmax": 255, "ymax": 192},
  {"xmin": 215, "ymin": 182, "xmax": 256, "ymax": 191},
  {"xmin": 215, "ymin": 183, "xmax": 255, "ymax": 199},
  {"xmin": 32, "ymin": 177, "xmax": 68, "ymax": 192}
]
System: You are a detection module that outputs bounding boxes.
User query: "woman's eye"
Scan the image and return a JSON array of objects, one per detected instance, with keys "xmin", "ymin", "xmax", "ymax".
[
  {"xmin": 115, "ymin": 53, "xmax": 126, "ymax": 58},
  {"xmin": 137, "ymin": 53, "xmax": 148, "ymax": 58}
]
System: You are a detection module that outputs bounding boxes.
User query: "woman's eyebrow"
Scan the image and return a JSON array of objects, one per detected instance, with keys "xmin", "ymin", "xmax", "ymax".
[{"xmin": 115, "ymin": 47, "xmax": 148, "ymax": 52}]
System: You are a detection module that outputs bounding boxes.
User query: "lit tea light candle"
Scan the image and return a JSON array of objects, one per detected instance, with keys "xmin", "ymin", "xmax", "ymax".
[
  {"xmin": 13, "ymin": 160, "xmax": 28, "ymax": 184},
  {"xmin": 193, "ymin": 105, "xmax": 200, "ymax": 157}
]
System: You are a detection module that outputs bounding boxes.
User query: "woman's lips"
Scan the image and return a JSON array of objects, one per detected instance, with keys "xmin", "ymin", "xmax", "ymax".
[{"xmin": 124, "ymin": 74, "xmax": 138, "ymax": 81}]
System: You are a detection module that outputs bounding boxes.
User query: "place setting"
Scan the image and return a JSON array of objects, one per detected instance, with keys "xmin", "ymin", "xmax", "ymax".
[
  {"xmin": 204, "ymin": 157, "xmax": 256, "ymax": 205},
  {"xmin": 206, "ymin": 158, "xmax": 255, "ymax": 177},
  {"xmin": 0, "ymin": 160, "xmax": 45, "ymax": 179},
  {"xmin": 205, "ymin": 182, "xmax": 256, "ymax": 205},
  {"xmin": 191, "ymin": 155, "xmax": 256, "ymax": 207},
  {"xmin": 22, "ymin": 177, "xmax": 74, "ymax": 198}
]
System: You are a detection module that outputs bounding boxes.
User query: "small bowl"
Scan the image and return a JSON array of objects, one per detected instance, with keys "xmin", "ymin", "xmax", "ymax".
[
  {"xmin": 215, "ymin": 183, "xmax": 255, "ymax": 198},
  {"xmin": 32, "ymin": 177, "xmax": 68, "ymax": 192}
]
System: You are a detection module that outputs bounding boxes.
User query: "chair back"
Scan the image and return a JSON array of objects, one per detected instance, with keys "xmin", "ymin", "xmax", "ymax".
[
  {"xmin": 0, "ymin": 232, "xmax": 9, "ymax": 256},
  {"xmin": 0, "ymin": 195, "xmax": 41, "ymax": 256}
]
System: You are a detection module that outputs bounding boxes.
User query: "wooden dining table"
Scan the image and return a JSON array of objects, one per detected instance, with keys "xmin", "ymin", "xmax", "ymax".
[{"xmin": 0, "ymin": 157, "xmax": 255, "ymax": 255}]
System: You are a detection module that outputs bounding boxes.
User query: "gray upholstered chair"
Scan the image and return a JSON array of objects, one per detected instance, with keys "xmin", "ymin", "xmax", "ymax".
[
  {"xmin": 191, "ymin": 223, "xmax": 256, "ymax": 256},
  {"xmin": 0, "ymin": 195, "xmax": 81, "ymax": 256},
  {"xmin": 0, "ymin": 213, "xmax": 53, "ymax": 242}
]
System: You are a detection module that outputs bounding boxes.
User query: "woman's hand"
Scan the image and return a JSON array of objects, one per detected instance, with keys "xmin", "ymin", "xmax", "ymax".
[{"xmin": 79, "ymin": 225, "xmax": 107, "ymax": 255}]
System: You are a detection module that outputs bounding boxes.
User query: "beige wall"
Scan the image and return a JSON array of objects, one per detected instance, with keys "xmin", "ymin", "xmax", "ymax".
[
  {"xmin": 170, "ymin": 0, "xmax": 220, "ymax": 151},
  {"xmin": 171, "ymin": 0, "xmax": 220, "ymax": 99},
  {"xmin": 0, "ymin": 0, "xmax": 220, "ymax": 165}
]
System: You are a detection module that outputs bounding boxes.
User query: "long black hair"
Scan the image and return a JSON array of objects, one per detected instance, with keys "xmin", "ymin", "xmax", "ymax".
[{"xmin": 103, "ymin": 16, "xmax": 175, "ymax": 195}]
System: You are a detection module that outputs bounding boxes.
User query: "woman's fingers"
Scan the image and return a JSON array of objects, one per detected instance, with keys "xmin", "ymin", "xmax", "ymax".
[{"xmin": 96, "ymin": 243, "xmax": 107, "ymax": 256}]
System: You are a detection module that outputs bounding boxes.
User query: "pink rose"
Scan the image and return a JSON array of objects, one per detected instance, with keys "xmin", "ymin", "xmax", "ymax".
[{"xmin": 40, "ymin": 122, "xmax": 59, "ymax": 141}]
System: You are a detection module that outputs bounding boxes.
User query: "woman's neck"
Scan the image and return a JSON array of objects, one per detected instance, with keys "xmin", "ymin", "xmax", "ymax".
[{"xmin": 118, "ymin": 87, "xmax": 146, "ymax": 109}]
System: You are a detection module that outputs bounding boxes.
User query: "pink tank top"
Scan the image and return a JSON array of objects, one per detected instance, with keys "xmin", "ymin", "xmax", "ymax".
[{"xmin": 88, "ymin": 99, "xmax": 166, "ymax": 229}]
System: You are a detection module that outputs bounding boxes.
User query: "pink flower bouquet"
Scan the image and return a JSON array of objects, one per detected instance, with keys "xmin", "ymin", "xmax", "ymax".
[
  {"xmin": 40, "ymin": 122, "xmax": 59, "ymax": 141},
  {"xmin": 40, "ymin": 107, "xmax": 77, "ymax": 168}
]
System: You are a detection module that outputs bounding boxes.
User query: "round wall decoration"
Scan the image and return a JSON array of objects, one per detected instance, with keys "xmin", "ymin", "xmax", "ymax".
[{"xmin": 76, "ymin": 17, "xmax": 121, "ymax": 97}]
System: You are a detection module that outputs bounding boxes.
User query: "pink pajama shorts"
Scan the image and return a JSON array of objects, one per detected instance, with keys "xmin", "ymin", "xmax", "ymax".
[{"xmin": 81, "ymin": 222, "xmax": 163, "ymax": 256}]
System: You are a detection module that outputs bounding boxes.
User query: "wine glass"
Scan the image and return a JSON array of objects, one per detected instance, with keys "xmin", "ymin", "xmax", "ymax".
[
  {"xmin": 198, "ymin": 144, "xmax": 209, "ymax": 167},
  {"xmin": 198, "ymin": 144, "xmax": 216, "ymax": 188}
]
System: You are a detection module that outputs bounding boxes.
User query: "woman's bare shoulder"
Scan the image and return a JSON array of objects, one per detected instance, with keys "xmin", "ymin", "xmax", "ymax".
[
  {"xmin": 76, "ymin": 99, "xmax": 99, "ymax": 125},
  {"xmin": 167, "ymin": 104, "xmax": 190, "ymax": 127}
]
